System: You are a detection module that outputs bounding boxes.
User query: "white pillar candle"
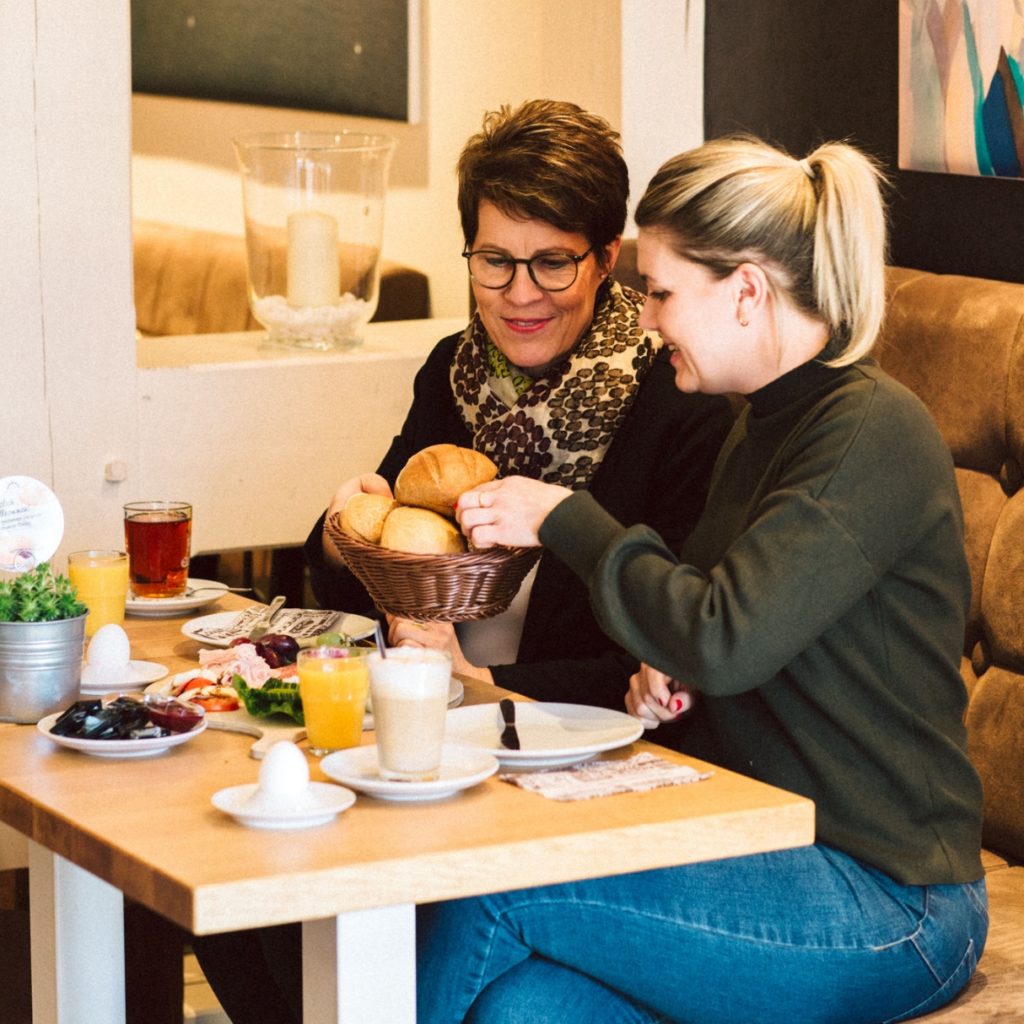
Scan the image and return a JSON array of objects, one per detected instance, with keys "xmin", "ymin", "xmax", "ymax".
[{"xmin": 286, "ymin": 210, "xmax": 340, "ymax": 307}]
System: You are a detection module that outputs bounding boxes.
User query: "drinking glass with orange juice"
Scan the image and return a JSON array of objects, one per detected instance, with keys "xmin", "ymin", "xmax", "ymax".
[
  {"xmin": 298, "ymin": 646, "xmax": 370, "ymax": 756},
  {"xmin": 67, "ymin": 550, "xmax": 129, "ymax": 637}
]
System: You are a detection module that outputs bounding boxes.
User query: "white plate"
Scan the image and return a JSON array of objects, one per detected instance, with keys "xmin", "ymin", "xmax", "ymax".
[
  {"xmin": 443, "ymin": 702, "xmax": 644, "ymax": 770},
  {"xmin": 182, "ymin": 609, "xmax": 376, "ymax": 647},
  {"xmin": 80, "ymin": 659, "xmax": 168, "ymax": 695},
  {"xmin": 211, "ymin": 782, "xmax": 356, "ymax": 829},
  {"xmin": 125, "ymin": 578, "xmax": 229, "ymax": 617},
  {"xmin": 320, "ymin": 746, "xmax": 499, "ymax": 802},
  {"xmin": 37, "ymin": 711, "xmax": 207, "ymax": 759}
]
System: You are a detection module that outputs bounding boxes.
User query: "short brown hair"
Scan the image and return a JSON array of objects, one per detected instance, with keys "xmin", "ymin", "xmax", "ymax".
[{"xmin": 457, "ymin": 99, "xmax": 628, "ymax": 267}]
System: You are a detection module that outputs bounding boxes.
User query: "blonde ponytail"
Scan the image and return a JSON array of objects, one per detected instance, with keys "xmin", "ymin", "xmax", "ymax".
[
  {"xmin": 805, "ymin": 143, "xmax": 888, "ymax": 363},
  {"xmin": 635, "ymin": 136, "xmax": 888, "ymax": 365}
]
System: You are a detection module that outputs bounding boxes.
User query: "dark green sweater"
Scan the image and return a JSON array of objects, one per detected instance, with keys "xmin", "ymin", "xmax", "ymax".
[{"xmin": 541, "ymin": 358, "xmax": 984, "ymax": 885}]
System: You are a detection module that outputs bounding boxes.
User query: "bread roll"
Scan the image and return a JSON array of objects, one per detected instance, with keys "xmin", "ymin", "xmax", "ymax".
[
  {"xmin": 395, "ymin": 444, "xmax": 498, "ymax": 516},
  {"xmin": 340, "ymin": 493, "xmax": 398, "ymax": 544},
  {"xmin": 379, "ymin": 506, "xmax": 466, "ymax": 555}
]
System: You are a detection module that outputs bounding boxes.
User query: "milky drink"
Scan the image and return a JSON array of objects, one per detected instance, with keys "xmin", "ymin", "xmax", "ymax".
[{"xmin": 369, "ymin": 649, "xmax": 451, "ymax": 782}]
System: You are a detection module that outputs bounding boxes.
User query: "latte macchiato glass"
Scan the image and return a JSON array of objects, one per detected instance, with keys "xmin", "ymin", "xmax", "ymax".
[{"xmin": 368, "ymin": 648, "xmax": 451, "ymax": 782}]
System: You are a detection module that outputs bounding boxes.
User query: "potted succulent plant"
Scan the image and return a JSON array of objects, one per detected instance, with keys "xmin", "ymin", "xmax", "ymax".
[{"xmin": 0, "ymin": 563, "xmax": 87, "ymax": 723}]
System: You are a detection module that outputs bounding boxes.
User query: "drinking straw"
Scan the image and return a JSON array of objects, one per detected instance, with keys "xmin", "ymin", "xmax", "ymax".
[{"xmin": 373, "ymin": 620, "xmax": 387, "ymax": 658}]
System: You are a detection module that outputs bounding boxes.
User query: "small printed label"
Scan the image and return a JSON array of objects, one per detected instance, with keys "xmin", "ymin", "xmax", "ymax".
[{"xmin": 0, "ymin": 476, "xmax": 64, "ymax": 573}]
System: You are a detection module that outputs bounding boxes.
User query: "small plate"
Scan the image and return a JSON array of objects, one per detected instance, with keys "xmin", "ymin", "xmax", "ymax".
[
  {"xmin": 183, "ymin": 609, "xmax": 376, "ymax": 648},
  {"xmin": 125, "ymin": 579, "xmax": 229, "ymax": 618},
  {"xmin": 37, "ymin": 712, "xmax": 207, "ymax": 758},
  {"xmin": 80, "ymin": 659, "xmax": 168, "ymax": 695},
  {"xmin": 443, "ymin": 702, "xmax": 644, "ymax": 770},
  {"xmin": 211, "ymin": 782, "xmax": 356, "ymax": 829},
  {"xmin": 320, "ymin": 746, "xmax": 499, "ymax": 802}
]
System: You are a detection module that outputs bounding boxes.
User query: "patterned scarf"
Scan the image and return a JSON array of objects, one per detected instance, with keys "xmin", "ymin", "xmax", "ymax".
[{"xmin": 451, "ymin": 280, "xmax": 655, "ymax": 489}]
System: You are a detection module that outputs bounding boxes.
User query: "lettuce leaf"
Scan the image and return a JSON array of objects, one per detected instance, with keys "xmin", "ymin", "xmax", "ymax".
[{"xmin": 232, "ymin": 673, "xmax": 304, "ymax": 725}]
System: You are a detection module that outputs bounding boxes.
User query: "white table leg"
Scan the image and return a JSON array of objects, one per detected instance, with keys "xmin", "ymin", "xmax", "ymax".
[
  {"xmin": 303, "ymin": 903, "xmax": 416, "ymax": 1024},
  {"xmin": 28, "ymin": 840, "xmax": 126, "ymax": 1024}
]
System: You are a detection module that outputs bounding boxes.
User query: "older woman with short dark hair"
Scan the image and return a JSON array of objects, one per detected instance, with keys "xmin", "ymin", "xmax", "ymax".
[{"xmin": 306, "ymin": 98, "xmax": 733, "ymax": 707}]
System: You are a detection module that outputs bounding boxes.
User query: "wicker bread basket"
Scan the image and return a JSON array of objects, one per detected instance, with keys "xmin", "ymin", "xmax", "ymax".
[{"xmin": 325, "ymin": 511, "xmax": 542, "ymax": 622}]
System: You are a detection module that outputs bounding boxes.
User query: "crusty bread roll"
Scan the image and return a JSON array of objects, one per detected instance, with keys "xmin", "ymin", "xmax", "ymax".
[
  {"xmin": 394, "ymin": 444, "xmax": 498, "ymax": 516},
  {"xmin": 341, "ymin": 493, "xmax": 398, "ymax": 544},
  {"xmin": 379, "ymin": 506, "xmax": 467, "ymax": 555}
]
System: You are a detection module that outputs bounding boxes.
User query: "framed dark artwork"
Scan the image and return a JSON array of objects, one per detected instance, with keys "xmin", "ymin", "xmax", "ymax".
[{"xmin": 131, "ymin": 0, "xmax": 420, "ymax": 123}]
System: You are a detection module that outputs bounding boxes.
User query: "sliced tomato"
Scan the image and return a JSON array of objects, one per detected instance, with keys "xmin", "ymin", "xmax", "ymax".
[
  {"xmin": 191, "ymin": 695, "xmax": 239, "ymax": 712},
  {"xmin": 179, "ymin": 676, "xmax": 208, "ymax": 694}
]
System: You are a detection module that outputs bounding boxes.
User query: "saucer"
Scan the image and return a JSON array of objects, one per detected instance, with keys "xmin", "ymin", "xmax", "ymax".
[
  {"xmin": 125, "ymin": 579, "xmax": 228, "ymax": 618},
  {"xmin": 211, "ymin": 782, "xmax": 356, "ymax": 829},
  {"xmin": 79, "ymin": 659, "xmax": 168, "ymax": 695},
  {"xmin": 320, "ymin": 746, "xmax": 499, "ymax": 802}
]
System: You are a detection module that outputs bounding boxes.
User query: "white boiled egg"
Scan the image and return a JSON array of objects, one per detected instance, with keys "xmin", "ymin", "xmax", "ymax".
[
  {"xmin": 87, "ymin": 623, "xmax": 131, "ymax": 669},
  {"xmin": 82, "ymin": 623, "xmax": 132, "ymax": 687},
  {"xmin": 256, "ymin": 741, "xmax": 310, "ymax": 800}
]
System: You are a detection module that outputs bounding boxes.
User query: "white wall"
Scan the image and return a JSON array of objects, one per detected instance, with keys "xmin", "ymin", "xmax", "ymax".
[
  {"xmin": 2, "ymin": 1, "xmax": 137, "ymax": 561},
  {"xmin": 621, "ymin": 0, "xmax": 705, "ymax": 227}
]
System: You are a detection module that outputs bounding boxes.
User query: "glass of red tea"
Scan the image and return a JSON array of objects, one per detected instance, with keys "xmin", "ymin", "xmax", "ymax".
[{"xmin": 123, "ymin": 501, "xmax": 192, "ymax": 598}]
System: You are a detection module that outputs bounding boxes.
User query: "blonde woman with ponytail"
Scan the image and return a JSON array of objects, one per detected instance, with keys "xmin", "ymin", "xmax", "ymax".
[{"xmin": 420, "ymin": 138, "xmax": 987, "ymax": 1023}]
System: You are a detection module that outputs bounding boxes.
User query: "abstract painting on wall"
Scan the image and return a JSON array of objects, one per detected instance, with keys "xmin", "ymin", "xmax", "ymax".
[{"xmin": 899, "ymin": 0, "xmax": 1024, "ymax": 177}]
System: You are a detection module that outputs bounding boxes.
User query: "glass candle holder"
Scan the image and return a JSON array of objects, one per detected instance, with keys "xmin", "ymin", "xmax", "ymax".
[{"xmin": 233, "ymin": 131, "xmax": 397, "ymax": 351}]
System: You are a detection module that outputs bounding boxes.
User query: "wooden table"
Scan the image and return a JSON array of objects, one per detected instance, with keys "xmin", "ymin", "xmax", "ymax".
[{"xmin": 0, "ymin": 596, "xmax": 815, "ymax": 1023}]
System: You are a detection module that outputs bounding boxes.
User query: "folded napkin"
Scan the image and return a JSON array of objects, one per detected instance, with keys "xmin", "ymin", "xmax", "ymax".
[
  {"xmin": 500, "ymin": 752, "xmax": 713, "ymax": 801},
  {"xmin": 192, "ymin": 607, "xmax": 343, "ymax": 644}
]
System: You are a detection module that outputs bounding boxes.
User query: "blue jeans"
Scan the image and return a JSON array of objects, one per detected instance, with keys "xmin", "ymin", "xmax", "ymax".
[{"xmin": 416, "ymin": 844, "xmax": 988, "ymax": 1024}]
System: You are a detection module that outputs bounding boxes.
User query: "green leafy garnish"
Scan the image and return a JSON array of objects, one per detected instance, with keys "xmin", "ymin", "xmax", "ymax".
[
  {"xmin": 233, "ymin": 674, "xmax": 304, "ymax": 725},
  {"xmin": 0, "ymin": 563, "xmax": 87, "ymax": 622}
]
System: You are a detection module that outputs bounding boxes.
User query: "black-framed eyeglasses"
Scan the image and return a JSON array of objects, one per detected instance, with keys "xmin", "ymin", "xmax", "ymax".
[{"xmin": 462, "ymin": 246, "xmax": 595, "ymax": 292}]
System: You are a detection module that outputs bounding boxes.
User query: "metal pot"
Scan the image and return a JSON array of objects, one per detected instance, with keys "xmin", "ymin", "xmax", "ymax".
[{"xmin": 0, "ymin": 614, "xmax": 86, "ymax": 723}]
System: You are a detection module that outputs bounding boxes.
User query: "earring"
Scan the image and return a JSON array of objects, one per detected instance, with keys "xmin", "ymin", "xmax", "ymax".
[{"xmin": 737, "ymin": 309, "xmax": 749, "ymax": 327}]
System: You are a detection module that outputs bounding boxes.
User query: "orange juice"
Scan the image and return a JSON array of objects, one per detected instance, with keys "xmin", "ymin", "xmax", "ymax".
[
  {"xmin": 298, "ymin": 647, "xmax": 370, "ymax": 755},
  {"xmin": 67, "ymin": 550, "xmax": 129, "ymax": 637}
]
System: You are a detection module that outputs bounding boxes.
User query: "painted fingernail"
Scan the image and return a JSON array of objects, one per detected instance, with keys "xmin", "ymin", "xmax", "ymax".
[{"xmin": 670, "ymin": 697, "xmax": 683, "ymax": 713}]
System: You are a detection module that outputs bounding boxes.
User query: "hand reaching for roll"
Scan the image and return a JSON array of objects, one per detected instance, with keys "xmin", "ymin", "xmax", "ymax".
[{"xmin": 456, "ymin": 476, "xmax": 572, "ymax": 550}]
